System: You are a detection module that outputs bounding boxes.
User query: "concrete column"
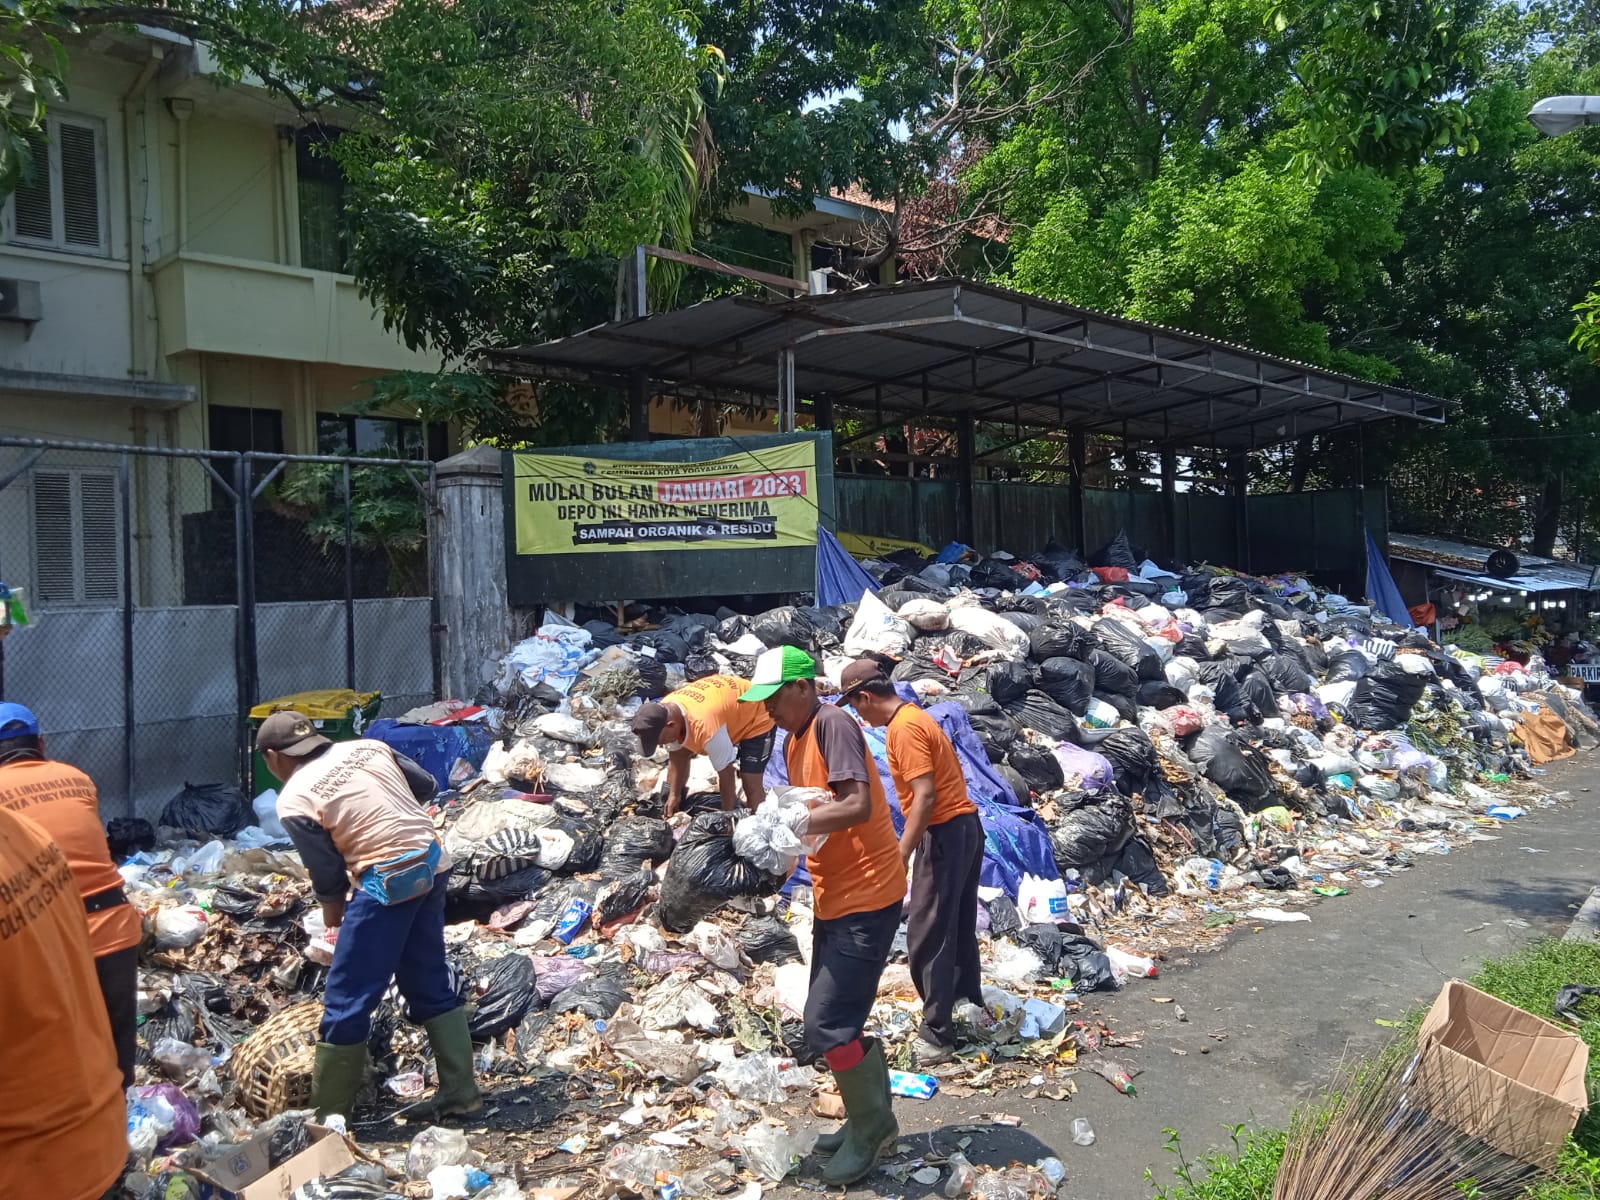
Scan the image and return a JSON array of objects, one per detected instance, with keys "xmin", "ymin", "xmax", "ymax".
[{"xmin": 433, "ymin": 445, "xmax": 514, "ymax": 700}]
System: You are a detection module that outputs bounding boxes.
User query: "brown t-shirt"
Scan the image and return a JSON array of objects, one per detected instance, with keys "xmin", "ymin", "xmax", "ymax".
[
  {"xmin": 0, "ymin": 807, "xmax": 127, "ymax": 1198},
  {"xmin": 276, "ymin": 740, "xmax": 449, "ymax": 901},
  {"xmin": 0, "ymin": 758, "xmax": 141, "ymax": 958},
  {"xmin": 784, "ymin": 703, "xmax": 905, "ymax": 920},
  {"xmin": 885, "ymin": 703, "xmax": 977, "ymax": 827}
]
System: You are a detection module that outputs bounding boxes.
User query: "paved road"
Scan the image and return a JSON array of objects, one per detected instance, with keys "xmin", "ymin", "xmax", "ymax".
[{"xmin": 869, "ymin": 758, "xmax": 1600, "ymax": 1200}]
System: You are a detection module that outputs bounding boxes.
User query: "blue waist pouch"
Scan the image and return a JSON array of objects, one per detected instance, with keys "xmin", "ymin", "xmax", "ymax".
[{"xmin": 358, "ymin": 841, "xmax": 441, "ymax": 905}]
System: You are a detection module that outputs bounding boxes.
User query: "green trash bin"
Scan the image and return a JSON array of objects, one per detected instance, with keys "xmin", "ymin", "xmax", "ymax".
[{"xmin": 247, "ymin": 689, "xmax": 382, "ymax": 797}]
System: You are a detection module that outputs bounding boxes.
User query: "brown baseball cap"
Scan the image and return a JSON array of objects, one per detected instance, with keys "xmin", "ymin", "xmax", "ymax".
[
  {"xmin": 836, "ymin": 659, "xmax": 889, "ymax": 706},
  {"xmin": 632, "ymin": 702, "xmax": 671, "ymax": 756},
  {"xmin": 254, "ymin": 710, "xmax": 332, "ymax": 757}
]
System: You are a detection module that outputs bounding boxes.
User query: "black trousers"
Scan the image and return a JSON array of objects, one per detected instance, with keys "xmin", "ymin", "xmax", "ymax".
[
  {"xmin": 907, "ymin": 811, "xmax": 984, "ymax": 1047},
  {"xmin": 805, "ymin": 898, "xmax": 903, "ymax": 1056},
  {"xmin": 95, "ymin": 943, "xmax": 139, "ymax": 1088}
]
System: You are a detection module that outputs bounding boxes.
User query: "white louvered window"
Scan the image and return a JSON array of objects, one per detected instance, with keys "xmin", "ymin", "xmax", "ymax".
[
  {"xmin": 5, "ymin": 114, "xmax": 109, "ymax": 256},
  {"xmin": 31, "ymin": 469, "xmax": 123, "ymax": 605}
]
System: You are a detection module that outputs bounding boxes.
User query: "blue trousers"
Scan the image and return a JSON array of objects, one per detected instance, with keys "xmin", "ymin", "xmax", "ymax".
[{"xmin": 320, "ymin": 872, "xmax": 459, "ymax": 1046}]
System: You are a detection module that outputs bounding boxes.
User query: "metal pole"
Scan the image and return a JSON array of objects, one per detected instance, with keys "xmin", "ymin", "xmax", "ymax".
[
  {"xmin": 119, "ymin": 453, "xmax": 135, "ymax": 818},
  {"xmin": 232, "ymin": 455, "xmax": 251, "ymax": 795},
  {"xmin": 343, "ymin": 461, "xmax": 356, "ymax": 692},
  {"xmin": 1160, "ymin": 446, "xmax": 1178, "ymax": 562},
  {"xmin": 629, "ymin": 371, "xmax": 651, "ymax": 442},
  {"xmin": 957, "ymin": 412, "xmax": 977, "ymax": 548},
  {"xmin": 1068, "ymin": 428, "xmax": 1087, "ymax": 554},
  {"xmin": 426, "ymin": 465, "xmax": 443, "ymax": 701},
  {"xmin": 241, "ymin": 458, "xmax": 261, "ymax": 710}
]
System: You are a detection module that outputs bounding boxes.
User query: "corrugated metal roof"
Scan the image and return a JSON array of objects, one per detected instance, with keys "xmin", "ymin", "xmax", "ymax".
[
  {"xmin": 1389, "ymin": 532, "xmax": 1599, "ymax": 593},
  {"xmin": 488, "ymin": 279, "xmax": 1448, "ymax": 451}
]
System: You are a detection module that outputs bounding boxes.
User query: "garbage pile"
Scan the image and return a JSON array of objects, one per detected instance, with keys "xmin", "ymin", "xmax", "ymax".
[{"xmin": 108, "ymin": 533, "xmax": 1598, "ymax": 1200}]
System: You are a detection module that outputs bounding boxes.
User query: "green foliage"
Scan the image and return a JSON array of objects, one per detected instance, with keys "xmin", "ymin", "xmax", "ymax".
[
  {"xmin": 1575, "ymin": 289, "xmax": 1600, "ymax": 365},
  {"xmin": 0, "ymin": 0, "xmax": 73, "ymax": 194},
  {"xmin": 1146, "ymin": 1125, "xmax": 1285, "ymax": 1200},
  {"xmin": 274, "ymin": 460, "xmax": 430, "ymax": 595}
]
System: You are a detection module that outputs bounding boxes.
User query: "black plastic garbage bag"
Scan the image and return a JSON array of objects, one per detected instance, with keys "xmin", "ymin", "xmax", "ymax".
[
  {"xmin": 1094, "ymin": 690, "xmax": 1138, "ymax": 724},
  {"xmin": 1346, "ymin": 662, "xmax": 1427, "ymax": 731},
  {"xmin": 1093, "ymin": 621, "xmax": 1164, "ymax": 681},
  {"xmin": 1324, "ymin": 650, "xmax": 1371, "ymax": 684},
  {"xmin": 1017, "ymin": 924, "xmax": 1118, "ymax": 992},
  {"xmin": 1187, "ymin": 727, "xmax": 1275, "ymax": 810},
  {"xmin": 160, "ymin": 783, "xmax": 252, "ymax": 838},
  {"xmin": 1030, "ymin": 624, "xmax": 1090, "ymax": 662},
  {"xmin": 1262, "ymin": 653, "xmax": 1314, "ymax": 695},
  {"xmin": 971, "ymin": 557, "xmax": 1028, "ymax": 590},
  {"xmin": 751, "ymin": 607, "xmax": 818, "ymax": 652},
  {"xmin": 1137, "ymin": 681, "xmax": 1188, "ymax": 710},
  {"xmin": 106, "ymin": 817, "xmax": 156, "ymax": 861},
  {"xmin": 658, "ymin": 811, "xmax": 788, "ymax": 932},
  {"xmin": 1101, "ymin": 836, "xmax": 1169, "ymax": 896},
  {"xmin": 999, "ymin": 690, "xmax": 1078, "ymax": 742},
  {"xmin": 1097, "ymin": 728, "xmax": 1161, "ymax": 797},
  {"xmin": 718, "ymin": 615, "xmax": 751, "ymax": 643},
  {"xmin": 603, "ymin": 817, "xmax": 676, "ymax": 867},
  {"xmin": 984, "ymin": 896, "xmax": 1025, "ymax": 938},
  {"xmin": 467, "ymin": 953, "xmax": 540, "ymax": 1041},
  {"xmin": 1037, "ymin": 657, "xmax": 1095, "ymax": 715},
  {"xmin": 1238, "ymin": 668, "xmax": 1278, "ymax": 718},
  {"xmin": 1049, "ymin": 792, "xmax": 1134, "ymax": 871},
  {"xmin": 634, "ymin": 629, "xmax": 689, "ymax": 663},
  {"xmin": 987, "ymin": 661, "xmax": 1033, "ymax": 706},
  {"xmin": 1030, "ymin": 541, "xmax": 1086, "ymax": 583},
  {"xmin": 737, "ymin": 916, "xmax": 803, "ymax": 965},
  {"xmin": 1007, "ymin": 743, "xmax": 1065, "ymax": 796},
  {"xmin": 596, "ymin": 869, "xmax": 655, "ymax": 925},
  {"xmin": 549, "ymin": 970, "xmax": 630, "ymax": 1020},
  {"xmin": 683, "ymin": 652, "xmax": 720, "ymax": 681},
  {"xmin": 633, "ymin": 656, "xmax": 670, "ymax": 699},
  {"xmin": 1206, "ymin": 576, "xmax": 1251, "ymax": 612},
  {"xmin": 966, "ymin": 710, "xmax": 1022, "ymax": 759},
  {"xmin": 1196, "ymin": 663, "xmax": 1252, "ymax": 724},
  {"xmin": 548, "ymin": 819, "xmax": 604, "ymax": 874},
  {"xmin": 1087, "ymin": 649, "xmax": 1139, "ymax": 699},
  {"xmin": 1093, "ymin": 530, "xmax": 1139, "ymax": 570}
]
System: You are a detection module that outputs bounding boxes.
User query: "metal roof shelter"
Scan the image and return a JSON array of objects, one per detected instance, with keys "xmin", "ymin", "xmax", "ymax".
[
  {"xmin": 490, "ymin": 278, "xmax": 1447, "ymax": 451},
  {"xmin": 1389, "ymin": 532, "xmax": 1599, "ymax": 595}
]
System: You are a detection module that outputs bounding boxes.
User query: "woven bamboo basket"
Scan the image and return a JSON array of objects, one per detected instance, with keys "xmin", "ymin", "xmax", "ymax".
[{"xmin": 230, "ymin": 1001, "xmax": 323, "ymax": 1117}]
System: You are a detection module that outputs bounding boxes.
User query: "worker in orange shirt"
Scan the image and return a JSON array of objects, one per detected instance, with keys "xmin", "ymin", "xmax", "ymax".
[
  {"xmin": 0, "ymin": 703, "xmax": 141, "ymax": 1086},
  {"xmin": 740, "ymin": 647, "xmax": 904, "ymax": 1187},
  {"xmin": 0, "ymin": 804, "xmax": 128, "ymax": 1197},
  {"xmin": 837, "ymin": 661, "xmax": 984, "ymax": 1067},
  {"xmin": 632, "ymin": 674, "xmax": 776, "ymax": 816}
]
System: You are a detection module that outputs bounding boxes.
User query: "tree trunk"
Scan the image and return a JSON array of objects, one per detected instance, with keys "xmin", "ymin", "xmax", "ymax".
[
  {"xmin": 1289, "ymin": 435, "xmax": 1315, "ymax": 493},
  {"xmin": 1531, "ymin": 474, "xmax": 1563, "ymax": 557}
]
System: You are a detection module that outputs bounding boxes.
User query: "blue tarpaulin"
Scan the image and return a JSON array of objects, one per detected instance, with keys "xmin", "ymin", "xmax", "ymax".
[
  {"xmin": 816, "ymin": 525, "xmax": 881, "ymax": 607},
  {"xmin": 1366, "ymin": 531, "xmax": 1412, "ymax": 627},
  {"xmin": 764, "ymin": 691, "xmax": 1061, "ymax": 900}
]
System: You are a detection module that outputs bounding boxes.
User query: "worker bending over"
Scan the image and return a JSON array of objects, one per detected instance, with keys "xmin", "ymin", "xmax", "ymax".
[
  {"xmin": 259, "ymin": 711, "xmax": 480, "ymax": 1121},
  {"xmin": 633, "ymin": 674, "xmax": 776, "ymax": 816},
  {"xmin": 0, "ymin": 702, "xmax": 141, "ymax": 1086},
  {"xmin": 741, "ymin": 647, "xmax": 905, "ymax": 1186},
  {"xmin": 838, "ymin": 661, "xmax": 984, "ymax": 1066}
]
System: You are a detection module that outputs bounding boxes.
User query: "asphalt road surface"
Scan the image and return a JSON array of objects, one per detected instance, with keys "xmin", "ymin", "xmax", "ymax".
[{"xmin": 853, "ymin": 757, "xmax": 1600, "ymax": 1200}]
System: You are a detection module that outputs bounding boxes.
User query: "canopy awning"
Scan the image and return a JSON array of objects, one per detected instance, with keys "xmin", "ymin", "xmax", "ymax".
[{"xmin": 489, "ymin": 279, "xmax": 1447, "ymax": 451}]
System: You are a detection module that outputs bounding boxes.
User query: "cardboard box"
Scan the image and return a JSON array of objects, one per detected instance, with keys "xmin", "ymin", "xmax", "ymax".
[
  {"xmin": 189, "ymin": 1123, "xmax": 361, "ymax": 1200},
  {"xmin": 1411, "ymin": 979, "xmax": 1589, "ymax": 1169}
]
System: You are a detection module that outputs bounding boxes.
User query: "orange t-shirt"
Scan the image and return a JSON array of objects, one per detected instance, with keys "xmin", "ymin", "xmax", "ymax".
[
  {"xmin": 0, "ymin": 807, "xmax": 127, "ymax": 1198},
  {"xmin": 0, "ymin": 758, "xmax": 140, "ymax": 957},
  {"xmin": 670, "ymin": 676, "xmax": 775, "ymax": 764},
  {"xmin": 885, "ymin": 703, "xmax": 978, "ymax": 828},
  {"xmin": 784, "ymin": 704, "xmax": 905, "ymax": 921}
]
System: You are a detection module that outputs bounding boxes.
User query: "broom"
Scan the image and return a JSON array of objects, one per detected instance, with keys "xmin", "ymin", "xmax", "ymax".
[{"xmin": 1273, "ymin": 1037, "xmax": 1556, "ymax": 1200}]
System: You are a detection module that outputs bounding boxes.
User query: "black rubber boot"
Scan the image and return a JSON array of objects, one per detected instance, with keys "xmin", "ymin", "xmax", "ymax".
[{"xmin": 821, "ymin": 1040, "xmax": 898, "ymax": 1185}]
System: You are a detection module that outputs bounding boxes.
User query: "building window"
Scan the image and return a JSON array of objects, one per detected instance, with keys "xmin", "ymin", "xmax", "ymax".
[
  {"xmin": 32, "ymin": 469, "xmax": 121, "ymax": 605},
  {"xmin": 5, "ymin": 115, "xmax": 109, "ymax": 256},
  {"xmin": 317, "ymin": 413, "xmax": 447, "ymax": 461},
  {"xmin": 296, "ymin": 127, "xmax": 347, "ymax": 273},
  {"xmin": 208, "ymin": 405, "xmax": 285, "ymax": 507}
]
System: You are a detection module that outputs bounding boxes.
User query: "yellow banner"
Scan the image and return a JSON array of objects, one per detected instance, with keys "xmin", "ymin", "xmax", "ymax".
[
  {"xmin": 511, "ymin": 442, "xmax": 819, "ymax": 556},
  {"xmin": 837, "ymin": 531, "xmax": 935, "ymax": 560}
]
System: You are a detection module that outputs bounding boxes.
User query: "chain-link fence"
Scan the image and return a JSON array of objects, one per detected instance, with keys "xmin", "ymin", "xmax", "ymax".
[{"xmin": 0, "ymin": 438, "xmax": 439, "ymax": 820}]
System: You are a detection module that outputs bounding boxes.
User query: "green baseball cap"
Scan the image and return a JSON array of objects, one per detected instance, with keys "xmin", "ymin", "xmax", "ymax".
[{"xmin": 740, "ymin": 645, "xmax": 816, "ymax": 702}]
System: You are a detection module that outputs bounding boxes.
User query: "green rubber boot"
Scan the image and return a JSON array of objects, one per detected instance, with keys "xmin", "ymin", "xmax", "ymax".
[
  {"xmin": 417, "ymin": 1008, "xmax": 484, "ymax": 1119},
  {"xmin": 311, "ymin": 1042, "xmax": 369, "ymax": 1122},
  {"xmin": 821, "ymin": 1040, "xmax": 898, "ymax": 1186},
  {"xmin": 814, "ymin": 1038, "xmax": 885, "ymax": 1155}
]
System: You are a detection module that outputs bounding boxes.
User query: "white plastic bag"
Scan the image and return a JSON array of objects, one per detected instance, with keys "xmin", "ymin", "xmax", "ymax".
[
  {"xmin": 152, "ymin": 905, "xmax": 208, "ymax": 949},
  {"xmin": 730, "ymin": 1122, "xmax": 819, "ymax": 1181},
  {"xmin": 252, "ymin": 790, "xmax": 286, "ymax": 839},
  {"xmin": 533, "ymin": 713, "xmax": 594, "ymax": 744},
  {"xmin": 843, "ymin": 589, "xmax": 914, "ymax": 657},
  {"xmin": 897, "ymin": 597, "xmax": 951, "ymax": 632},
  {"xmin": 947, "ymin": 603, "xmax": 1030, "ymax": 655},
  {"xmin": 732, "ymin": 789, "xmax": 828, "ymax": 875},
  {"xmin": 1017, "ymin": 873, "xmax": 1068, "ymax": 924}
]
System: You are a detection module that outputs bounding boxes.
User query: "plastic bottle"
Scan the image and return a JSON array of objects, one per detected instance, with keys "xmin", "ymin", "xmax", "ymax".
[
  {"xmin": 1106, "ymin": 946, "xmax": 1158, "ymax": 979},
  {"xmin": 944, "ymin": 1153, "xmax": 976, "ymax": 1198},
  {"xmin": 1071, "ymin": 1117, "xmax": 1096, "ymax": 1146}
]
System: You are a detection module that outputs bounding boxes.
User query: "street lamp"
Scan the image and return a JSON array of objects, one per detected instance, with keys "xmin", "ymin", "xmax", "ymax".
[{"xmin": 1528, "ymin": 95, "xmax": 1600, "ymax": 137}]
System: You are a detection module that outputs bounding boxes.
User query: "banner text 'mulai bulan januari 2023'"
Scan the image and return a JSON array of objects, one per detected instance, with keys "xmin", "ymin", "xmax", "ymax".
[{"xmin": 511, "ymin": 441, "xmax": 820, "ymax": 557}]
